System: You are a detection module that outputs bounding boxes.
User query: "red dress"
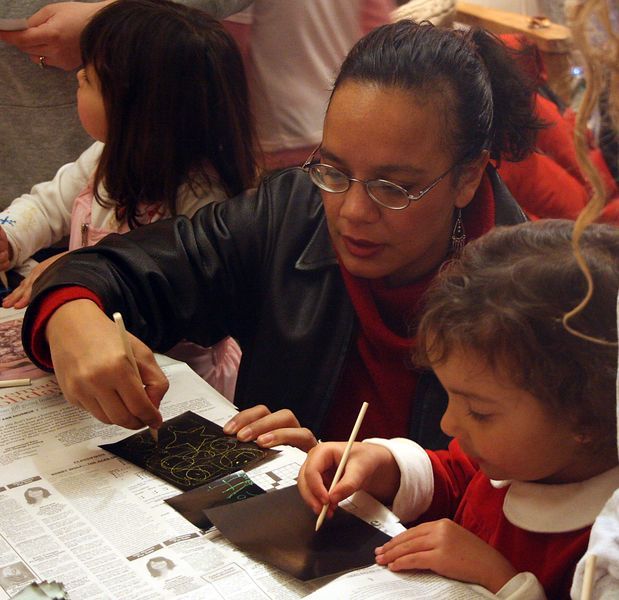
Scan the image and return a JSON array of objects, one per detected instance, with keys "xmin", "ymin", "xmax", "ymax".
[{"xmin": 374, "ymin": 438, "xmax": 619, "ymax": 599}]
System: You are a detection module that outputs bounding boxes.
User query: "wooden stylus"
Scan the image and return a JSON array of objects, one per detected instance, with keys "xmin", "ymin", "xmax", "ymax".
[
  {"xmin": 113, "ymin": 312, "xmax": 158, "ymax": 443},
  {"xmin": 580, "ymin": 554, "xmax": 597, "ymax": 600},
  {"xmin": 0, "ymin": 378, "xmax": 31, "ymax": 388},
  {"xmin": 315, "ymin": 401, "xmax": 369, "ymax": 532}
]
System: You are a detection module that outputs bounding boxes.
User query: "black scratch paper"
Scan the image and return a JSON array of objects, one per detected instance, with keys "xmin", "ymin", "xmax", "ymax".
[
  {"xmin": 100, "ymin": 411, "xmax": 277, "ymax": 491},
  {"xmin": 205, "ymin": 485, "xmax": 391, "ymax": 580}
]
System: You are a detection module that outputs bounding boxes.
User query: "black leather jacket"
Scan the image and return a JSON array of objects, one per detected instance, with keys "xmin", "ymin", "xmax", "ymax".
[{"xmin": 25, "ymin": 167, "xmax": 526, "ymax": 449}]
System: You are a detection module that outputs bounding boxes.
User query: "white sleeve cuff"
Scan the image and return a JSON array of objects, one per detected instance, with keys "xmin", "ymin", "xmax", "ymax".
[
  {"xmin": 496, "ymin": 572, "xmax": 546, "ymax": 599},
  {"xmin": 363, "ymin": 437, "xmax": 433, "ymax": 524}
]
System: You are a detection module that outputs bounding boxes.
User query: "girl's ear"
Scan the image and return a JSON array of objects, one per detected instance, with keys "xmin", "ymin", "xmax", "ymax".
[{"xmin": 454, "ymin": 150, "xmax": 490, "ymax": 209}]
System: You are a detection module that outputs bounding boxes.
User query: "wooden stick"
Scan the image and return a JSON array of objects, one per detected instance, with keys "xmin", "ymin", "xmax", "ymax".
[
  {"xmin": 581, "ymin": 554, "xmax": 597, "ymax": 600},
  {"xmin": 315, "ymin": 401, "xmax": 369, "ymax": 532},
  {"xmin": 0, "ymin": 378, "xmax": 31, "ymax": 388},
  {"xmin": 113, "ymin": 312, "xmax": 158, "ymax": 443}
]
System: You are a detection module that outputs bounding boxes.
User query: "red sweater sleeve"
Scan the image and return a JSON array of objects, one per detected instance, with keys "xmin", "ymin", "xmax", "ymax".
[
  {"xmin": 417, "ymin": 439, "xmax": 479, "ymax": 522},
  {"xmin": 28, "ymin": 287, "xmax": 104, "ymax": 369},
  {"xmin": 498, "ymin": 152, "xmax": 589, "ymax": 220}
]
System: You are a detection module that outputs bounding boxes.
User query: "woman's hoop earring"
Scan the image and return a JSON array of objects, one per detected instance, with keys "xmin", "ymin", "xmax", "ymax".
[{"xmin": 450, "ymin": 208, "xmax": 466, "ymax": 255}]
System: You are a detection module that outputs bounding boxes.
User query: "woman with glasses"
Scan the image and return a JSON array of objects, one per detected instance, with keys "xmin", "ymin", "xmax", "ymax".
[{"xmin": 22, "ymin": 21, "xmax": 539, "ymax": 451}]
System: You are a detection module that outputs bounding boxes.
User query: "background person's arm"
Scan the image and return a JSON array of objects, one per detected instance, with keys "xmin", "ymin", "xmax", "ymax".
[{"xmin": 0, "ymin": 1, "xmax": 254, "ymax": 71}]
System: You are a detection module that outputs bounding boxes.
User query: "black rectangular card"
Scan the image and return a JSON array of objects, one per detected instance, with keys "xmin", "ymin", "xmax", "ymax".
[
  {"xmin": 100, "ymin": 411, "xmax": 277, "ymax": 491},
  {"xmin": 205, "ymin": 485, "xmax": 390, "ymax": 580},
  {"xmin": 165, "ymin": 470, "xmax": 266, "ymax": 529}
]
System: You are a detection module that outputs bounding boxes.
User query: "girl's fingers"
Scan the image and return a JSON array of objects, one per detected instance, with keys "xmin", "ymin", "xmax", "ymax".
[
  {"xmin": 375, "ymin": 525, "xmax": 434, "ymax": 565},
  {"xmin": 386, "ymin": 549, "xmax": 436, "ymax": 572},
  {"xmin": 298, "ymin": 451, "xmax": 334, "ymax": 512}
]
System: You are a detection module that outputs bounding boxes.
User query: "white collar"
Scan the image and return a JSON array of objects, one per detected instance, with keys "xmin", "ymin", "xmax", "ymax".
[{"xmin": 490, "ymin": 466, "xmax": 619, "ymax": 533}]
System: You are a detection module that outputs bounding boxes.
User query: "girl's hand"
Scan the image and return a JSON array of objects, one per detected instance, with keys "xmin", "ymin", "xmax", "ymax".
[
  {"xmin": 2, "ymin": 252, "xmax": 66, "ymax": 309},
  {"xmin": 0, "ymin": 227, "xmax": 11, "ymax": 272},
  {"xmin": 223, "ymin": 405, "xmax": 318, "ymax": 451},
  {"xmin": 46, "ymin": 299, "xmax": 168, "ymax": 430},
  {"xmin": 297, "ymin": 441, "xmax": 400, "ymax": 519},
  {"xmin": 375, "ymin": 519, "xmax": 518, "ymax": 593}
]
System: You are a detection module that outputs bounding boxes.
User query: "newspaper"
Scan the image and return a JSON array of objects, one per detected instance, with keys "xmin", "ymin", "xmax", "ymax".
[
  {"xmin": 0, "ymin": 307, "xmax": 48, "ymax": 382},
  {"xmin": 0, "ymin": 358, "xmax": 329, "ymax": 600},
  {"xmin": 0, "ymin": 307, "xmax": 498, "ymax": 599},
  {"xmin": 304, "ymin": 565, "xmax": 496, "ymax": 599}
]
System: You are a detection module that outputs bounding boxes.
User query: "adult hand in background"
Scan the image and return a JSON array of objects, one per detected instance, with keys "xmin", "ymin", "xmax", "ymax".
[
  {"xmin": 223, "ymin": 405, "xmax": 318, "ymax": 451},
  {"xmin": 46, "ymin": 299, "xmax": 168, "ymax": 429},
  {"xmin": 0, "ymin": 2, "xmax": 114, "ymax": 70}
]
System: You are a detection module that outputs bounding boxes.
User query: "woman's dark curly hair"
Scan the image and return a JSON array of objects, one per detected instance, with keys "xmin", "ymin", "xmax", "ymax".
[{"xmin": 333, "ymin": 20, "xmax": 545, "ymax": 175}]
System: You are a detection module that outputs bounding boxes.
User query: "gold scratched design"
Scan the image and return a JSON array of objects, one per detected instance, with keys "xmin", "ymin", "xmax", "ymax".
[
  {"xmin": 151, "ymin": 424, "xmax": 265, "ymax": 488},
  {"xmin": 104, "ymin": 412, "xmax": 272, "ymax": 490}
]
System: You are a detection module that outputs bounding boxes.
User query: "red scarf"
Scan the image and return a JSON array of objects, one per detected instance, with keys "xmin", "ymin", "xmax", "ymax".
[{"xmin": 321, "ymin": 174, "xmax": 495, "ymax": 441}]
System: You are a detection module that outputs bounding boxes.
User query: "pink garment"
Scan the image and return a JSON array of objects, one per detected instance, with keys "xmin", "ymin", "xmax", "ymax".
[
  {"xmin": 69, "ymin": 185, "xmax": 241, "ymax": 400},
  {"xmin": 69, "ymin": 184, "xmax": 130, "ymax": 250},
  {"xmin": 360, "ymin": 0, "xmax": 396, "ymax": 32},
  {"xmin": 165, "ymin": 338, "xmax": 242, "ymax": 402}
]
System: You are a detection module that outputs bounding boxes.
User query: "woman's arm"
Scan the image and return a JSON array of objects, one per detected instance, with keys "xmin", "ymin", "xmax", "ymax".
[{"xmin": 22, "ymin": 176, "xmax": 282, "ymax": 427}]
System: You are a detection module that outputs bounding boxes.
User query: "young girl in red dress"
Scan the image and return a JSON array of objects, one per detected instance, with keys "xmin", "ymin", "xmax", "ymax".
[{"xmin": 299, "ymin": 219, "xmax": 619, "ymax": 599}]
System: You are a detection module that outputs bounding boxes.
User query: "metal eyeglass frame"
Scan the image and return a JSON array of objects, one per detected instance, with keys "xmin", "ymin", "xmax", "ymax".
[{"xmin": 301, "ymin": 145, "xmax": 456, "ymax": 210}]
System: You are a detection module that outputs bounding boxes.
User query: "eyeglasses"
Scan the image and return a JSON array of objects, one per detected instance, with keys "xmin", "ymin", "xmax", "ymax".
[{"xmin": 302, "ymin": 146, "xmax": 455, "ymax": 210}]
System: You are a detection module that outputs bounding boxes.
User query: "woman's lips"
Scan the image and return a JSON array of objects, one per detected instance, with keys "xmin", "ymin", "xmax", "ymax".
[{"xmin": 341, "ymin": 235, "xmax": 384, "ymax": 258}]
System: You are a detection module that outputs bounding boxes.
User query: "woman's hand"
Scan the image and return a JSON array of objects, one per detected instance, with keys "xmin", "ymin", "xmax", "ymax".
[
  {"xmin": 46, "ymin": 299, "xmax": 168, "ymax": 430},
  {"xmin": 2, "ymin": 252, "xmax": 66, "ymax": 309},
  {"xmin": 223, "ymin": 405, "xmax": 318, "ymax": 451},
  {"xmin": 375, "ymin": 519, "xmax": 518, "ymax": 593},
  {"xmin": 297, "ymin": 441, "xmax": 400, "ymax": 519}
]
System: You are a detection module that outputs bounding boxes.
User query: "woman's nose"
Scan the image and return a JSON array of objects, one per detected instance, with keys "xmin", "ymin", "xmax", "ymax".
[{"xmin": 339, "ymin": 180, "xmax": 381, "ymax": 223}]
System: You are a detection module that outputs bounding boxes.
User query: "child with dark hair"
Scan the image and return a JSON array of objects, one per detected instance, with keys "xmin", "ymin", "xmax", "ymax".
[
  {"xmin": 0, "ymin": 0, "xmax": 258, "ymax": 399},
  {"xmin": 299, "ymin": 219, "xmax": 619, "ymax": 599}
]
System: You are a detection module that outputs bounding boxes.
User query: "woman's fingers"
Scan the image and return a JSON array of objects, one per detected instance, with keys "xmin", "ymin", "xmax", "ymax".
[
  {"xmin": 223, "ymin": 404, "xmax": 272, "ymax": 435},
  {"xmin": 223, "ymin": 406, "xmax": 317, "ymax": 451},
  {"xmin": 47, "ymin": 300, "xmax": 166, "ymax": 429},
  {"xmin": 236, "ymin": 408, "xmax": 300, "ymax": 440},
  {"xmin": 255, "ymin": 427, "xmax": 317, "ymax": 451}
]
